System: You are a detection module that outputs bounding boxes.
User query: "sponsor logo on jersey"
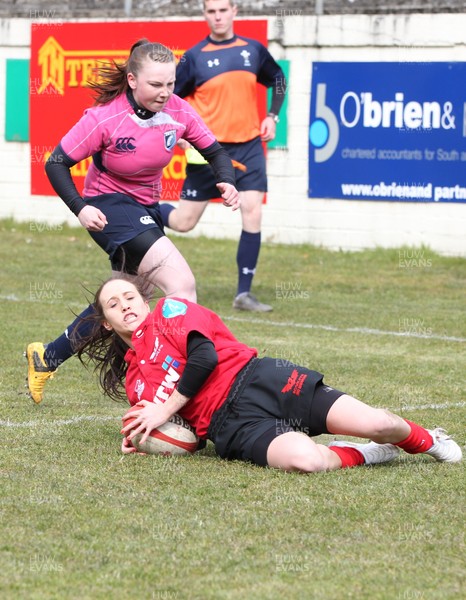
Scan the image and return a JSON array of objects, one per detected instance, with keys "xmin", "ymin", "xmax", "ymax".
[
  {"xmin": 207, "ymin": 58, "xmax": 220, "ymax": 68},
  {"xmin": 164, "ymin": 129, "xmax": 177, "ymax": 151},
  {"xmin": 162, "ymin": 299, "xmax": 188, "ymax": 319},
  {"xmin": 140, "ymin": 215, "xmax": 155, "ymax": 225},
  {"xmin": 154, "ymin": 355, "xmax": 181, "ymax": 403},
  {"xmin": 115, "ymin": 136, "xmax": 136, "ymax": 152}
]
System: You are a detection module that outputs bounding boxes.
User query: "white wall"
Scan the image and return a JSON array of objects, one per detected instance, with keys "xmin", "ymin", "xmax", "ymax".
[{"xmin": 0, "ymin": 14, "xmax": 465, "ymax": 256}]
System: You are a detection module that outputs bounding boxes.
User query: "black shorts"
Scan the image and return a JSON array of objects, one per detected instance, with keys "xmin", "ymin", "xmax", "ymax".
[
  {"xmin": 84, "ymin": 193, "xmax": 164, "ymax": 272},
  {"xmin": 181, "ymin": 137, "xmax": 267, "ymax": 201},
  {"xmin": 207, "ymin": 357, "xmax": 344, "ymax": 467}
]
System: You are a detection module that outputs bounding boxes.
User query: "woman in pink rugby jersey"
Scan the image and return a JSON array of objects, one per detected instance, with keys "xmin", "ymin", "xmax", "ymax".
[{"xmin": 25, "ymin": 39, "xmax": 240, "ymax": 404}]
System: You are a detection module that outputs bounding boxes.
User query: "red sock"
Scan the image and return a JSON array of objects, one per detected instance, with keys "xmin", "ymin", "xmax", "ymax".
[
  {"xmin": 329, "ymin": 446, "xmax": 365, "ymax": 468},
  {"xmin": 395, "ymin": 420, "xmax": 434, "ymax": 454}
]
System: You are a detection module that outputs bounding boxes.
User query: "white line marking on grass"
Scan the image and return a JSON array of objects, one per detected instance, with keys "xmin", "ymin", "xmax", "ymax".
[
  {"xmin": 392, "ymin": 401, "xmax": 466, "ymax": 412},
  {"xmin": 2, "ymin": 402, "xmax": 465, "ymax": 430},
  {"xmin": 3, "ymin": 295, "xmax": 464, "ymax": 342},
  {"xmin": 0, "ymin": 415, "xmax": 119, "ymax": 428},
  {"xmin": 0, "ymin": 295, "xmax": 90, "ymax": 310},
  {"xmin": 222, "ymin": 316, "xmax": 466, "ymax": 343}
]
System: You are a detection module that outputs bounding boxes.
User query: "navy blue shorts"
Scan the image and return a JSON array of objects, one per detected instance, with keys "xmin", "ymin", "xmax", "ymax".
[
  {"xmin": 181, "ymin": 136, "xmax": 267, "ymax": 201},
  {"xmin": 207, "ymin": 358, "xmax": 344, "ymax": 467},
  {"xmin": 84, "ymin": 193, "xmax": 164, "ymax": 271}
]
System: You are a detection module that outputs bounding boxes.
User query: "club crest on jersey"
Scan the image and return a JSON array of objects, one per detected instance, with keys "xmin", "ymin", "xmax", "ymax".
[
  {"xmin": 164, "ymin": 129, "xmax": 177, "ymax": 151},
  {"xmin": 162, "ymin": 299, "xmax": 187, "ymax": 319},
  {"xmin": 240, "ymin": 50, "xmax": 251, "ymax": 67}
]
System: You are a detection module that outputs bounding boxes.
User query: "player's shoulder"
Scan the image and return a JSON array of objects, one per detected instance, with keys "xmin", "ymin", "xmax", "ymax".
[
  {"xmin": 158, "ymin": 297, "xmax": 212, "ymax": 320},
  {"xmin": 183, "ymin": 36, "xmax": 211, "ymax": 57},
  {"xmin": 85, "ymin": 94, "xmax": 129, "ymax": 118},
  {"xmin": 234, "ymin": 34, "xmax": 267, "ymax": 51},
  {"xmin": 234, "ymin": 34, "xmax": 260, "ymax": 45},
  {"xmin": 164, "ymin": 94, "xmax": 196, "ymax": 117},
  {"xmin": 158, "ymin": 297, "xmax": 191, "ymax": 319}
]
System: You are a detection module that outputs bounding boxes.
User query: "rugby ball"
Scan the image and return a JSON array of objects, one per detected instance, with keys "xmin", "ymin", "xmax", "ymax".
[{"xmin": 122, "ymin": 404, "xmax": 199, "ymax": 456}]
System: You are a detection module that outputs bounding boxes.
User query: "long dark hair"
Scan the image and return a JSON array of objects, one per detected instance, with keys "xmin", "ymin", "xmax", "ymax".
[
  {"xmin": 88, "ymin": 38, "xmax": 175, "ymax": 105},
  {"xmin": 75, "ymin": 274, "xmax": 155, "ymax": 401}
]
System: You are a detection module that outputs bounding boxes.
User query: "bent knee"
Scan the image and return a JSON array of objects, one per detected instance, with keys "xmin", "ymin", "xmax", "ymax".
[
  {"xmin": 266, "ymin": 432, "xmax": 330, "ymax": 473},
  {"xmin": 169, "ymin": 209, "xmax": 203, "ymax": 233},
  {"xmin": 286, "ymin": 450, "xmax": 328, "ymax": 473},
  {"xmin": 172, "ymin": 279, "xmax": 197, "ymax": 302},
  {"xmin": 173, "ymin": 219, "xmax": 197, "ymax": 233},
  {"xmin": 370, "ymin": 409, "xmax": 401, "ymax": 438}
]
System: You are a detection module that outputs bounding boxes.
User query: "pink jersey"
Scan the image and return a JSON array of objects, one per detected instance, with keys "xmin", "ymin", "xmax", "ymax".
[
  {"xmin": 124, "ymin": 298, "xmax": 257, "ymax": 438},
  {"xmin": 60, "ymin": 93, "xmax": 216, "ymax": 205}
]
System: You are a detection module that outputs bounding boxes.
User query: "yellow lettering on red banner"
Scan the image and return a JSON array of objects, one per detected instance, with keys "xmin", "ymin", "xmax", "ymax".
[
  {"xmin": 38, "ymin": 37, "xmax": 127, "ymax": 94},
  {"xmin": 163, "ymin": 154, "xmax": 187, "ymax": 180},
  {"xmin": 70, "ymin": 157, "xmax": 93, "ymax": 177},
  {"xmin": 37, "ymin": 37, "xmax": 186, "ymax": 94}
]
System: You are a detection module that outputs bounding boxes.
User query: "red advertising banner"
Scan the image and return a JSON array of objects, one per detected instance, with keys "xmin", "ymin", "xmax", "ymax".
[{"xmin": 30, "ymin": 20, "xmax": 268, "ymax": 199}]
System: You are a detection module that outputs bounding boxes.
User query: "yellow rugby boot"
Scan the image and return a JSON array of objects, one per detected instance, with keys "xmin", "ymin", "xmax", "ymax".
[{"xmin": 25, "ymin": 342, "xmax": 56, "ymax": 403}]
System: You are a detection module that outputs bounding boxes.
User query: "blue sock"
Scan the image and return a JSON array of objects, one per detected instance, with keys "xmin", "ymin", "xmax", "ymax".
[
  {"xmin": 44, "ymin": 304, "xmax": 96, "ymax": 369},
  {"xmin": 159, "ymin": 203, "xmax": 175, "ymax": 228},
  {"xmin": 236, "ymin": 230, "xmax": 261, "ymax": 296}
]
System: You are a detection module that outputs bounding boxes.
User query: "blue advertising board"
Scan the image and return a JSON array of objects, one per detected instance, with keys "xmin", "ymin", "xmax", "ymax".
[{"xmin": 308, "ymin": 62, "xmax": 466, "ymax": 202}]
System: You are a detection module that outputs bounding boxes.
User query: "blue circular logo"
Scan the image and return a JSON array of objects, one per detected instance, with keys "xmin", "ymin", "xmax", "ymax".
[{"xmin": 309, "ymin": 119, "xmax": 329, "ymax": 148}]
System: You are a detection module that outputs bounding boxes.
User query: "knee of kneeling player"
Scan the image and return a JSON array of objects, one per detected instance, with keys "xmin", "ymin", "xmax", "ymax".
[
  {"xmin": 290, "ymin": 450, "xmax": 329, "ymax": 473},
  {"xmin": 272, "ymin": 448, "xmax": 329, "ymax": 473},
  {"xmin": 370, "ymin": 409, "xmax": 401, "ymax": 439}
]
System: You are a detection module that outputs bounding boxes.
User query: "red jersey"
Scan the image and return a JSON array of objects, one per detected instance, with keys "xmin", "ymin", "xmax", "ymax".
[{"xmin": 124, "ymin": 298, "xmax": 257, "ymax": 438}]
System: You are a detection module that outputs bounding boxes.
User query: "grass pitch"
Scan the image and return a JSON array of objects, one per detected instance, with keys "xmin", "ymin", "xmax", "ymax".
[{"xmin": 0, "ymin": 219, "xmax": 464, "ymax": 600}]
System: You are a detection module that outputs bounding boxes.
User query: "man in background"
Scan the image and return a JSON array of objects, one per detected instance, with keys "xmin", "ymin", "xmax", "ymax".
[{"xmin": 160, "ymin": 0, "xmax": 286, "ymax": 312}]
